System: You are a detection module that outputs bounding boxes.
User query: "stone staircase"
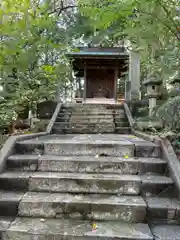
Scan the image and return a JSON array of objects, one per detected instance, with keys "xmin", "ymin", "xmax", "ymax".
[
  {"xmin": 0, "ymin": 103, "xmax": 180, "ymax": 239},
  {"xmin": 52, "ymin": 103, "xmax": 131, "ymax": 134}
]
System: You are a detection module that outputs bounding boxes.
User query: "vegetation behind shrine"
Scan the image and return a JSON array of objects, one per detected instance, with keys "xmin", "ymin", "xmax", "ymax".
[{"xmin": 0, "ymin": 0, "xmax": 180, "ymax": 153}]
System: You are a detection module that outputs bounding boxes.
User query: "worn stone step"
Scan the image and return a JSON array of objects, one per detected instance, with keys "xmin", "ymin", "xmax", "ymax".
[
  {"xmin": 30, "ymin": 173, "xmax": 174, "ymax": 196},
  {"xmin": 0, "ymin": 191, "xmax": 24, "ymax": 216},
  {"xmin": 18, "ymin": 192, "xmax": 146, "ymax": 222},
  {"xmin": 0, "ymin": 172, "xmax": 173, "ymax": 196},
  {"xmin": 29, "ymin": 172, "xmax": 141, "ymax": 194},
  {"xmin": 7, "ymin": 154, "xmax": 39, "ymax": 171},
  {"xmin": 58, "ymin": 111, "xmax": 126, "ymax": 118},
  {"xmin": 62, "ymin": 103, "xmax": 124, "ymax": 108},
  {"xmin": 0, "ymin": 217, "xmax": 14, "ymax": 234},
  {"xmin": 15, "ymin": 141, "xmax": 44, "ymax": 155},
  {"xmin": 44, "ymin": 139, "xmax": 134, "ymax": 156},
  {"xmin": 54, "ymin": 122, "xmax": 115, "ymax": 128},
  {"xmin": 115, "ymin": 127, "xmax": 131, "ymax": 134},
  {"xmin": 151, "ymin": 225, "xmax": 180, "ymax": 240},
  {"xmin": 140, "ymin": 175, "xmax": 173, "ymax": 197},
  {"xmin": 2, "ymin": 217, "xmax": 153, "ymax": 240},
  {"xmin": 134, "ymin": 141, "xmax": 161, "ymax": 158},
  {"xmin": 55, "ymin": 120, "xmax": 128, "ymax": 126},
  {"xmin": 54, "ymin": 125, "xmax": 115, "ymax": 132},
  {"xmin": 67, "ymin": 115, "xmax": 114, "ymax": 119},
  {"xmin": 146, "ymin": 197, "xmax": 180, "ymax": 224},
  {"xmin": 70, "ymin": 119, "xmax": 114, "ymax": 124},
  {"xmin": 59, "ymin": 111, "xmax": 124, "ymax": 116},
  {"xmin": 61, "ymin": 109, "xmax": 114, "ymax": 114},
  {"xmin": 38, "ymin": 155, "xmax": 166, "ymax": 175},
  {"xmin": 0, "ymin": 172, "xmax": 31, "ymax": 191},
  {"xmin": 115, "ymin": 122, "xmax": 130, "ymax": 127},
  {"xmin": 53, "ymin": 127, "xmax": 116, "ymax": 134}
]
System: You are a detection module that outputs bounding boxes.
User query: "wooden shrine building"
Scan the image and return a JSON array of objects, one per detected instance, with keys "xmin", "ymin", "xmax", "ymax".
[{"xmin": 67, "ymin": 47, "xmax": 140, "ymax": 103}]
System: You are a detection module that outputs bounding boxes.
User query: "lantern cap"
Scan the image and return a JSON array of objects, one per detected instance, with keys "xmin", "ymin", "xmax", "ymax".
[
  {"xmin": 170, "ymin": 72, "xmax": 180, "ymax": 85},
  {"xmin": 143, "ymin": 71, "xmax": 162, "ymax": 86}
]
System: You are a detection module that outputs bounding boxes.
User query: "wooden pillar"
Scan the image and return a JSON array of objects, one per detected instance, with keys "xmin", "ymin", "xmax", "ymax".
[
  {"xmin": 84, "ymin": 60, "xmax": 87, "ymax": 102},
  {"xmin": 114, "ymin": 63, "xmax": 118, "ymax": 102}
]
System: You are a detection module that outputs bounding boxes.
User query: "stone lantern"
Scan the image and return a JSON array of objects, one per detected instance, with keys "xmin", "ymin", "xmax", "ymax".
[
  {"xmin": 170, "ymin": 73, "xmax": 180, "ymax": 89},
  {"xmin": 143, "ymin": 72, "xmax": 162, "ymax": 116}
]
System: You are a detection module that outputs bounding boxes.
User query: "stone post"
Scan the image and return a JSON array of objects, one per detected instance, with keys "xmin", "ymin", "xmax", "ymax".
[
  {"xmin": 129, "ymin": 51, "xmax": 140, "ymax": 100},
  {"xmin": 149, "ymin": 98, "xmax": 157, "ymax": 116}
]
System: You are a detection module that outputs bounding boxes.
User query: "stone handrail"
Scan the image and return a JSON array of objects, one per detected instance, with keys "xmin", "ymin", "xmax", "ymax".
[
  {"xmin": 123, "ymin": 102, "xmax": 180, "ymax": 195},
  {"xmin": 123, "ymin": 102, "xmax": 136, "ymax": 128},
  {"xmin": 46, "ymin": 102, "xmax": 62, "ymax": 133}
]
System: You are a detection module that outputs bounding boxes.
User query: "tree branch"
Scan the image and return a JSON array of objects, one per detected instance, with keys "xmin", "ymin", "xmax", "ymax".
[
  {"xmin": 49, "ymin": 5, "xmax": 78, "ymax": 16},
  {"xmin": 156, "ymin": 0, "xmax": 179, "ymax": 33}
]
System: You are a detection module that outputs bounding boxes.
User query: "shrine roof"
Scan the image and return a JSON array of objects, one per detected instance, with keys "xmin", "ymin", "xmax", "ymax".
[{"xmin": 66, "ymin": 47, "xmax": 128, "ymax": 59}]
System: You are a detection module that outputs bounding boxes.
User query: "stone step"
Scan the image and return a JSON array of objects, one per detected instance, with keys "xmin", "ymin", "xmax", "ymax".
[
  {"xmin": 37, "ymin": 155, "xmax": 166, "ymax": 175},
  {"xmin": 7, "ymin": 154, "xmax": 39, "ymax": 171},
  {"xmin": 54, "ymin": 122, "xmax": 115, "ymax": 127},
  {"xmin": 115, "ymin": 122, "xmax": 130, "ymax": 127},
  {"xmin": 69, "ymin": 119, "xmax": 114, "ymax": 124},
  {"xmin": 134, "ymin": 141, "xmax": 161, "ymax": 158},
  {"xmin": 55, "ymin": 120, "xmax": 128, "ymax": 126},
  {"xmin": 58, "ymin": 111, "xmax": 125, "ymax": 116},
  {"xmin": 18, "ymin": 192, "xmax": 146, "ymax": 222},
  {"xmin": 151, "ymin": 225, "xmax": 180, "ymax": 240},
  {"xmin": 60, "ymin": 109, "xmax": 115, "ymax": 114},
  {"xmin": 53, "ymin": 127, "xmax": 116, "ymax": 134},
  {"xmin": 0, "ymin": 191, "xmax": 25, "ymax": 216},
  {"xmin": 0, "ymin": 217, "xmax": 14, "ymax": 233},
  {"xmin": 54, "ymin": 124, "xmax": 115, "ymax": 132},
  {"xmin": 44, "ymin": 139, "xmax": 134, "ymax": 156},
  {"xmin": 15, "ymin": 136, "xmax": 161, "ymax": 158},
  {"xmin": 2, "ymin": 217, "xmax": 153, "ymax": 240},
  {"xmin": 29, "ymin": 172, "xmax": 141, "ymax": 194},
  {"xmin": 0, "ymin": 172, "xmax": 173, "ymax": 195},
  {"xmin": 61, "ymin": 102, "xmax": 124, "ymax": 107},
  {"xmin": 115, "ymin": 127, "xmax": 131, "ymax": 134},
  {"xmin": 146, "ymin": 197, "xmax": 180, "ymax": 224},
  {"xmin": 15, "ymin": 141, "xmax": 44, "ymax": 155}
]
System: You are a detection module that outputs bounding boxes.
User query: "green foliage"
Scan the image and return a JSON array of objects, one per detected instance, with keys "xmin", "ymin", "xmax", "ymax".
[
  {"xmin": 78, "ymin": 0, "xmax": 180, "ymax": 133},
  {"xmin": 156, "ymin": 94, "xmax": 180, "ymax": 132},
  {"xmin": 0, "ymin": 0, "xmax": 74, "ymax": 129}
]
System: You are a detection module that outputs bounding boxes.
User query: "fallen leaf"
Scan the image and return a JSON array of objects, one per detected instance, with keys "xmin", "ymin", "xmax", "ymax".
[{"xmin": 92, "ymin": 223, "xmax": 98, "ymax": 231}]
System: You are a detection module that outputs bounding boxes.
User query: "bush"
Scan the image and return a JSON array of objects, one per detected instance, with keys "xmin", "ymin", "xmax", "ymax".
[{"xmin": 156, "ymin": 96, "xmax": 180, "ymax": 132}]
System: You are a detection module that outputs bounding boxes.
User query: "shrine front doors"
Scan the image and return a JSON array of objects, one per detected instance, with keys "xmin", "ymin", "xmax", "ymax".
[{"xmin": 86, "ymin": 69, "xmax": 115, "ymax": 98}]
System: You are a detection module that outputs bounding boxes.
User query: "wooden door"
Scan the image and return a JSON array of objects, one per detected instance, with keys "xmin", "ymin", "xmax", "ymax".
[{"xmin": 86, "ymin": 69, "xmax": 115, "ymax": 98}]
